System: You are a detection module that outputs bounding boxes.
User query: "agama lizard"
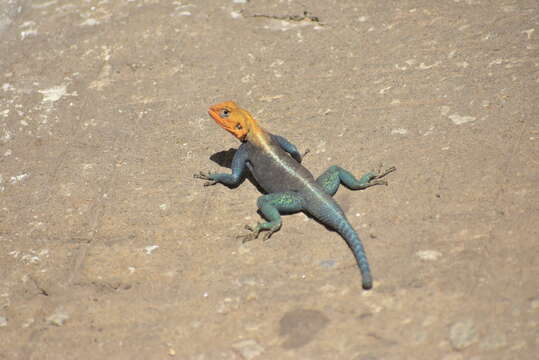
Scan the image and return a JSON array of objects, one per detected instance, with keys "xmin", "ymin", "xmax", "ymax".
[{"xmin": 194, "ymin": 101, "xmax": 395, "ymax": 290}]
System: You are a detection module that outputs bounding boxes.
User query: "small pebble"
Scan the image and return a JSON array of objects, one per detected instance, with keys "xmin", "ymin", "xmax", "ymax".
[
  {"xmin": 449, "ymin": 319, "xmax": 477, "ymax": 350},
  {"xmin": 144, "ymin": 245, "xmax": 159, "ymax": 254},
  {"xmin": 231, "ymin": 339, "xmax": 264, "ymax": 360},
  {"xmin": 319, "ymin": 259, "xmax": 337, "ymax": 268},
  {"xmin": 448, "ymin": 114, "xmax": 476, "ymax": 125},
  {"xmin": 46, "ymin": 308, "xmax": 69, "ymax": 326},
  {"xmin": 0, "ymin": 316, "xmax": 7, "ymax": 327},
  {"xmin": 416, "ymin": 250, "xmax": 442, "ymax": 261},
  {"xmin": 245, "ymin": 291, "xmax": 257, "ymax": 301}
]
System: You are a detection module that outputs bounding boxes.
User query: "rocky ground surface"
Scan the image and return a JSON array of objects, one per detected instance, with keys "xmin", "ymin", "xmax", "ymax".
[{"xmin": 0, "ymin": 0, "xmax": 538, "ymax": 359}]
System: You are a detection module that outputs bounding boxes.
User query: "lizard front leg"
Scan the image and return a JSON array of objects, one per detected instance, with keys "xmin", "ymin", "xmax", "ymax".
[
  {"xmin": 272, "ymin": 135, "xmax": 304, "ymax": 163},
  {"xmin": 194, "ymin": 143, "xmax": 249, "ymax": 187},
  {"xmin": 240, "ymin": 191, "xmax": 304, "ymax": 243},
  {"xmin": 316, "ymin": 164, "xmax": 396, "ymax": 196}
]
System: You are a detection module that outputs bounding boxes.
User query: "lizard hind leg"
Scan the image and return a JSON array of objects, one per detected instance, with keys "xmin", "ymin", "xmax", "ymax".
[
  {"xmin": 239, "ymin": 192, "xmax": 304, "ymax": 243},
  {"xmin": 316, "ymin": 164, "xmax": 396, "ymax": 196}
]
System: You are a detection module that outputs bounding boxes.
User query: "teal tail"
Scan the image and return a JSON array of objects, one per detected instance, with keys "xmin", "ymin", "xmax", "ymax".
[
  {"xmin": 304, "ymin": 191, "xmax": 373, "ymax": 290},
  {"xmin": 336, "ymin": 219, "xmax": 373, "ymax": 289}
]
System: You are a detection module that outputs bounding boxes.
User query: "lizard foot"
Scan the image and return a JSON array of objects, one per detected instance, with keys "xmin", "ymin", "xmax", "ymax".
[
  {"xmin": 368, "ymin": 164, "xmax": 397, "ymax": 186},
  {"xmin": 238, "ymin": 223, "xmax": 279, "ymax": 243},
  {"xmin": 193, "ymin": 171, "xmax": 217, "ymax": 186},
  {"xmin": 238, "ymin": 223, "xmax": 261, "ymax": 243}
]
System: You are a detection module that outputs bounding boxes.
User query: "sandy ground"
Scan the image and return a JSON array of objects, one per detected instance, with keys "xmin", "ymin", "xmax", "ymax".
[{"xmin": 0, "ymin": 0, "xmax": 538, "ymax": 359}]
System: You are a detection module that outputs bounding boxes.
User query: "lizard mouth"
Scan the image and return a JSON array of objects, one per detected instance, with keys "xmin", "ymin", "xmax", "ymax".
[
  {"xmin": 208, "ymin": 108, "xmax": 226, "ymax": 127},
  {"xmin": 207, "ymin": 108, "xmax": 219, "ymax": 121}
]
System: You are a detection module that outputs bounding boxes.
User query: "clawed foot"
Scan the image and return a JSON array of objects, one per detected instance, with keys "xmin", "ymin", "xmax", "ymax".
[
  {"xmin": 301, "ymin": 148, "xmax": 310, "ymax": 160},
  {"xmin": 368, "ymin": 164, "xmax": 397, "ymax": 186},
  {"xmin": 237, "ymin": 223, "xmax": 278, "ymax": 243},
  {"xmin": 193, "ymin": 171, "xmax": 217, "ymax": 186}
]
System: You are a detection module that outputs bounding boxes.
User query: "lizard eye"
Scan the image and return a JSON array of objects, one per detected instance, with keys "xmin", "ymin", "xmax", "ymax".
[
  {"xmin": 235, "ymin": 124, "xmax": 242, "ymax": 130},
  {"xmin": 220, "ymin": 109, "xmax": 230, "ymax": 118}
]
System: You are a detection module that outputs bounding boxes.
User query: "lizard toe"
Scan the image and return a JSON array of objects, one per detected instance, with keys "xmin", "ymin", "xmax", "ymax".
[
  {"xmin": 368, "ymin": 179, "xmax": 388, "ymax": 186},
  {"xmin": 239, "ymin": 234, "xmax": 257, "ymax": 243},
  {"xmin": 373, "ymin": 166, "xmax": 396, "ymax": 180}
]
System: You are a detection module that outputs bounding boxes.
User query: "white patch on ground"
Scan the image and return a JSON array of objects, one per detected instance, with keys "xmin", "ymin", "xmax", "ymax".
[
  {"xmin": 453, "ymin": 0, "xmax": 480, "ymax": 4},
  {"xmin": 440, "ymin": 106, "xmax": 451, "ymax": 116},
  {"xmin": 241, "ymin": 74, "xmax": 254, "ymax": 83},
  {"xmin": 21, "ymin": 318, "xmax": 34, "ymax": 328},
  {"xmin": 144, "ymin": 245, "xmax": 159, "ymax": 254},
  {"xmin": 230, "ymin": 11, "xmax": 241, "ymax": 19},
  {"xmin": 80, "ymin": 18, "xmax": 99, "ymax": 26},
  {"xmin": 315, "ymin": 140, "xmax": 326, "ymax": 154},
  {"xmin": 46, "ymin": 307, "xmax": 69, "ymax": 326},
  {"xmin": 258, "ymin": 94, "xmax": 284, "ymax": 102},
  {"xmin": 9, "ymin": 173, "xmax": 29, "ymax": 184},
  {"xmin": 423, "ymin": 125, "xmax": 435, "ymax": 136},
  {"xmin": 395, "ymin": 64, "xmax": 407, "ymax": 70},
  {"xmin": 20, "ymin": 29, "xmax": 37, "ymax": 40},
  {"xmin": 405, "ymin": 59, "xmax": 417, "ymax": 66},
  {"xmin": 10, "ymin": 248, "xmax": 48, "ymax": 264},
  {"xmin": 59, "ymin": 183, "xmax": 75, "ymax": 197},
  {"xmin": 20, "ymin": 21, "xmax": 35, "ymax": 28},
  {"xmin": 19, "ymin": 20, "xmax": 37, "ymax": 40},
  {"xmin": 39, "ymin": 85, "xmax": 67, "ymax": 103},
  {"xmin": 232, "ymin": 339, "xmax": 264, "ymax": 359},
  {"xmin": 1, "ymin": 129, "xmax": 13, "ymax": 143},
  {"xmin": 391, "ymin": 128, "xmax": 408, "ymax": 135},
  {"xmin": 32, "ymin": 0, "xmax": 57, "ymax": 9},
  {"xmin": 441, "ymin": 106, "xmax": 475, "ymax": 125},
  {"xmin": 88, "ymin": 46, "xmax": 114, "ymax": 90},
  {"xmin": 522, "ymin": 28, "xmax": 534, "ymax": 39},
  {"xmin": 416, "ymin": 250, "xmax": 442, "ymax": 260},
  {"xmin": 2, "ymin": 83, "xmax": 14, "ymax": 91},
  {"xmin": 449, "ymin": 113, "xmax": 476, "ymax": 125},
  {"xmin": 173, "ymin": 2, "xmax": 194, "ymax": 15},
  {"xmin": 418, "ymin": 61, "xmax": 441, "ymax": 70},
  {"xmin": 488, "ymin": 58, "xmax": 503, "ymax": 67},
  {"xmin": 89, "ymin": 64, "xmax": 112, "ymax": 90},
  {"xmin": 264, "ymin": 19, "xmax": 316, "ymax": 32}
]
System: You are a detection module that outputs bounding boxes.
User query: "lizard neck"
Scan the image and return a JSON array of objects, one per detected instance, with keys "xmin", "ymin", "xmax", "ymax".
[{"xmin": 245, "ymin": 115, "xmax": 272, "ymax": 148}]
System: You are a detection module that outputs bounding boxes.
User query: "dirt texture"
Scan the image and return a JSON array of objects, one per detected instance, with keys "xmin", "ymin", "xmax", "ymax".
[{"xmin": 0, "ymin": 0, "xmax": 538, "ymax": 359}]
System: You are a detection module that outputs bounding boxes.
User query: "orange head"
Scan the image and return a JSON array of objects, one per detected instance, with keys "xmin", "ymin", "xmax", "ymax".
[{"xmin": 208, "ymin": 101, "xmax": 258, "ymax": 141}]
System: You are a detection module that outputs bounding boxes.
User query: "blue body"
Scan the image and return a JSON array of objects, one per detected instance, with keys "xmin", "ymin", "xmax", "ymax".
[{"xmin": 202, "ymin": 133, "xmax": 391, "ymax": 290}]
